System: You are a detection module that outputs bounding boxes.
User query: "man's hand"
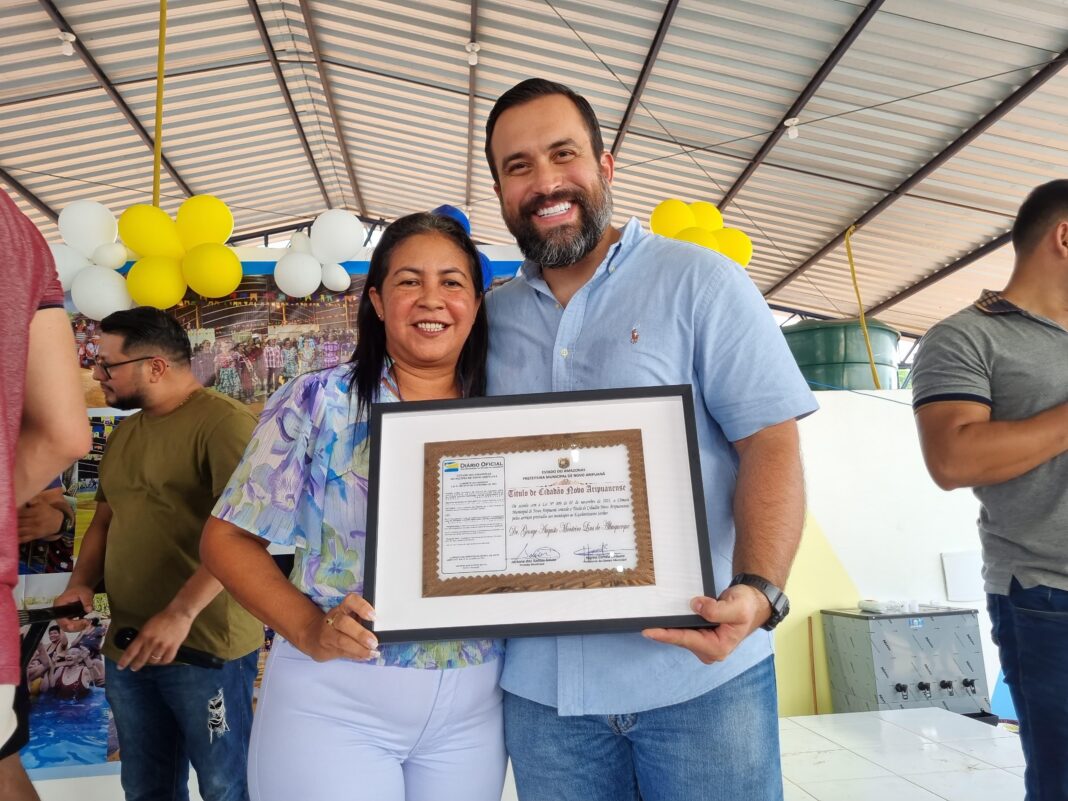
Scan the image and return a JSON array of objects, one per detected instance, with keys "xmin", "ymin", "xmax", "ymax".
[
  {"xmin": 116, "ymin": 608, "xmax": 195, "ymax": 671},
  {"xmin": 17, "ymin": 488, "xmax": 67, "ymax": 543},
  {"xmin": 53, "ymin": 585, "xmax": 95, "ymax": 633},
  {"xmin": 642, "ymin": 583, "xmax": 772, "ymax": 664},
  {"xmin": 297, "ymin": 593, "xmax": 380, "ymax": 663}
]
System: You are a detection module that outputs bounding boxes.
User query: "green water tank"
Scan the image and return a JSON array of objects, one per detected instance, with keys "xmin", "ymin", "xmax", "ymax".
[{"xmin": 782, "ymin": 318, "xmax": 900, "ymax": 391}]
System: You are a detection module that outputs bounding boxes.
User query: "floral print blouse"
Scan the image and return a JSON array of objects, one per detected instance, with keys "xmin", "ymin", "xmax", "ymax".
[{"xmin": 214, "ymin": 364, "xmax": 502, "ymax": 669}]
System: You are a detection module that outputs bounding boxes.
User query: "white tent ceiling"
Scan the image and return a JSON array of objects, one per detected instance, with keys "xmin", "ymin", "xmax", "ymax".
[{"xmin": 3, "ymin": 0, "xmax": 1067, "ymax": 337}]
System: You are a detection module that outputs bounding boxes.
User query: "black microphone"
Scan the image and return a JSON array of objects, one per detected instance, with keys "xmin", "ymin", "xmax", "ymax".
[{"xmin": 115, "ymin": 627, "xmax": 225, "ymax": 670}]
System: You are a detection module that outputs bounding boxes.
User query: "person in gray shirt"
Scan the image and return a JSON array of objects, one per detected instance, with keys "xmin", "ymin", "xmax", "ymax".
[{"xmin": 911, "ymin": 179, "xmax": 1068, "ymax": 801}]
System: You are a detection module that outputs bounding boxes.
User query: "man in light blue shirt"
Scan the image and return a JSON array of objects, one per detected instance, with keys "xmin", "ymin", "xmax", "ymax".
[{"xmin": 484, "ymin": 79, "xmax": 818, "ymax": 801}]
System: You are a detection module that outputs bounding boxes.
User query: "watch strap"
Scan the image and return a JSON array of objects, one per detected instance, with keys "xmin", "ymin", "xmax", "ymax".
[{"xmin": 730, "ymin": 573, "xmax": 789, "ymax": 630}]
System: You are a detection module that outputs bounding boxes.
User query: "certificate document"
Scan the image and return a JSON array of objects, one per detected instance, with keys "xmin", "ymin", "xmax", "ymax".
[{"xmin": 422, "ymin": 429, "xmax": 654, "ymax": 597}]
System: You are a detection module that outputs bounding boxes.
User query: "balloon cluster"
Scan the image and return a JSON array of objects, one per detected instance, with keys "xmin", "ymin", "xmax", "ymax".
[
  {"xmin": 274, "ymin": 204, "xmax": 492, "ymax": 299},
  {"xmin": 49, "ymin": 200, "xmax": 133, "ymax": 321},
  {"xmin": 648, "ymin": 199, "xmax": 754, "ymax": 267},
  {"xmin": 52, "ymin": 195, "xmax": 244, "ymax": 320},
  {"xmin": 274, "ymin": 209, "xmax": 365, "ymax": 297},
  {"xmin": 121, "ymin": 195, "xmax": 241, "ymax": 309}
]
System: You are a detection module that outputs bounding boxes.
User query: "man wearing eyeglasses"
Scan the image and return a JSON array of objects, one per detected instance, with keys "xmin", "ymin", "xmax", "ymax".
[{"xmin": 55, "ymin": 307, "xmax": 263, "ymax": 801}]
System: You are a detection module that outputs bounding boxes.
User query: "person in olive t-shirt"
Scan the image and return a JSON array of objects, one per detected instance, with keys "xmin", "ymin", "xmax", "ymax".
[{"xmin": 56, "ymin": 307, "xmax": 262, "ymax": 801}]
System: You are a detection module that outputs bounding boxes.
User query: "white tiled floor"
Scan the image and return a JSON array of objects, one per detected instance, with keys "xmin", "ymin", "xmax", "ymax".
[{"xmin": 781, "ymin": 709, "xmax": 1025, "ymax": 801}]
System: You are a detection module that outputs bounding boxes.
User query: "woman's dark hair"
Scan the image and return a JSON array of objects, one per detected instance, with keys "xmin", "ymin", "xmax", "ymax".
[
  {"xmin": 100, "ymin": 306, "xmax": 192, "ymax": 365},
  {"xmin": 350, "ymin": 212, "xmax": 488, "ymax": 420}
]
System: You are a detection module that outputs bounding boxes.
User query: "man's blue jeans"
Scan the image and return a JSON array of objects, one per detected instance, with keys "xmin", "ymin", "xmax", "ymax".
[
  {"xmin": 988, "ymin": 579, "xmax": 1068, "ymax": 801},
  {"xmin": 105, "ymin": 651, "xmax": 258, "ymax": 801},
  {"xmin": 504, "ymin": 655, "xmax": 782, "ymax": 801}
]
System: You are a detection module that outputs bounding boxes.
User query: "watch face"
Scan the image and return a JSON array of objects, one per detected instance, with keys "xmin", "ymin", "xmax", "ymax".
[{"xmin": 778, "ymin": 596, "xmax": 790, "ymax": 620}]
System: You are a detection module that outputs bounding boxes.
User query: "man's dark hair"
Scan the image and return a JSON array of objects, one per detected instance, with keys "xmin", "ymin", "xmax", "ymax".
[
  {"xmin": 350, "ymin": 212, "xmax": 487, "ymax": 421},
  {"xmin": 484, "ymin": 78, "xmax": 604, "ymax": 184},
  {"xmin": 100, "ymin": 306, "xmax": 192, "ymax": 365},
  {"xmin": 1012, "ymin": 179, "xmax": 1068, "ymax": 257}
]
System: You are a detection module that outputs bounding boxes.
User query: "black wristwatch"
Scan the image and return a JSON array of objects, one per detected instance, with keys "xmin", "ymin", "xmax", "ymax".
[{"xmin": 730, "ymin": 573, "xmax": 790, "ymax": 631}]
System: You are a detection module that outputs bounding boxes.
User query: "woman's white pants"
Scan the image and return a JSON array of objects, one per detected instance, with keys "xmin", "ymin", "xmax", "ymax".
[{"xmin": 248, "ymin": 639, "xmax": 505, "ymax": 801}]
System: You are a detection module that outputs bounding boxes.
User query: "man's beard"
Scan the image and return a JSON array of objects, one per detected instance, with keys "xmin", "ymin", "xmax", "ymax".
[
  {"xmin": 105, "ymin": 388, "xmax": 146, "ymax": 410},
  {"xmin": 506, "ymin": 174, "xmax": 613, "ymax": 269}
]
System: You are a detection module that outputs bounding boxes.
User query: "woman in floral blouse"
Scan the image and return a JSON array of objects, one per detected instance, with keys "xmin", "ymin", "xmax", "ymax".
[{"xmin": 202, "ymin": 213, "xmax": 502, "ymax": 801}]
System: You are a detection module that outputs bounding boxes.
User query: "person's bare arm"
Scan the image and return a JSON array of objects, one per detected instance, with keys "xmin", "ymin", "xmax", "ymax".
[
  {"xmin": 0, "ymin": 750, "xmax": 40, "ymax": 801},
  {"xmin": 15, "ymin": 308, "xmax": 91, "ymax": 505},
  {"xmin": 644, "ymin": 419, "xmax": 804, "ymax": 662},
  {"xmin": 17, "ymin": 487, "xmax": 70, "ymax": 543},
  {"xmin": 201, "ymin": 516, "xmax": 379, "ymax": 662},
  {"xmin": 915, "ymin": 401, "xmax": 1068, "ymax": 490},
  {"xmin": 730, "ymin": 418, "xmax": 805, "ymax": 587}
]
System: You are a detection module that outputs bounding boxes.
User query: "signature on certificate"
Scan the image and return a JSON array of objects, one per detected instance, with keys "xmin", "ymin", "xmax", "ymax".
[
  {"xmin": 512, "ymin": 542, "xmax": 561, "ymax": 563},
  {"xmin": 573, "ymin": 542, "xmax": 630, "ymax": 561}
]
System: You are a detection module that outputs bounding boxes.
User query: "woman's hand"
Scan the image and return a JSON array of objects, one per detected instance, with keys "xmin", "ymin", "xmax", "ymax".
[{"xmin": 301, "ymin": 593, "xmax": 380, "ymax": 662}]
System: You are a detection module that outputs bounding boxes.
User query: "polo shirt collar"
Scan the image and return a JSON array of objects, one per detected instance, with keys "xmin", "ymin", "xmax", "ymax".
[
  {"xmin": 974, "ymin": 288, "xmax": 1068, "ymax": 333},
  {"xmin": 974, "ymin": 289, "xmax": 1019, "ymax": 315}
]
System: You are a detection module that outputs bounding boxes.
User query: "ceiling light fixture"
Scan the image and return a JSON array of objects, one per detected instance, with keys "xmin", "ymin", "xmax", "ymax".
[
  {"xmin": 57, "ymin": 30, "xmax": 76, "ymax": 57},
  {"xmin": 465, "ymin": 41, "xmax": 481, "ymax": 66}
]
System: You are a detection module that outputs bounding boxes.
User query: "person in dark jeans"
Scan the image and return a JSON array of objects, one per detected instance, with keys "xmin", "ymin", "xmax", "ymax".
[
  {"xmin": 54, "ymin": 307, "xmax": 262, "ymax": 801},
  {"xmin": 913, "ymin": 180, "xmax": 1068, "ymax": 801}
]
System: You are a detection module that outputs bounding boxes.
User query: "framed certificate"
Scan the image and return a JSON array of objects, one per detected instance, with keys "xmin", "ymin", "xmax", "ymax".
[{"xmin": 365, "ymin": 385, "xmax": 714, "ymax": 642}]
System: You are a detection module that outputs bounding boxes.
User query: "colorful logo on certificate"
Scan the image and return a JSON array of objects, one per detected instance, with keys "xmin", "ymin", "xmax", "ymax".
[{"xmin": 443, "ymin": 461, "xmax": 461, "ymax": 473}]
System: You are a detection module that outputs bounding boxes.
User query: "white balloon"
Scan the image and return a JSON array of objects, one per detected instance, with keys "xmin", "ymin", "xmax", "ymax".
[
  {"xmin": 310, "ymin": 209, "xmax": 364, "ymax": 264},
  {"xmin": 92, "ymin": 242, "xmax": 129, "ymax": 270},
  {"xmin": 274, "ymin": 251, "xmax": 323, "ymax": 297},
  {"xmin": 321, "ymin": 262, "xmax": 352, "ymax": 292},
  {"xmin": 289, "ymin": 230, "xmax": 313, "ymax": 254},
  {"xmin": 70, "ymin": 265, "xmax": 134, "ymax": 321},
  {"xmin": 58, "ymin": 200, "xmax": 117, "ymax": 259},
  {"xmin": 49, "ymin": 243, "xmax": 92, "ymax": 291}
]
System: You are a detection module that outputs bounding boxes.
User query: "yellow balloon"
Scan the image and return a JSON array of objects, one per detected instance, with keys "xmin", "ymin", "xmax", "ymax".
[
  {"xmin": 716, "ymin": 227, "xmax": 754, "ymax": 267},
  {"xmin": 118, "ymin": 205, "xmax": 184, "ymax": 260},
  {"xmin": 182, "ymin": 243, "xmax": 242, "ymax": 298},
  {"xmin": 649, "ymin": 199, "xmax": 696, "ymax": 238},
  {"xmin": 126, "ymin": 256, "xmax": 187, "ymax": 309},
  {"xmin": 674, "ymin": 226, "xmax": 721, "ymax": 251},
  {"xmin": 689, "ymin": 201, "xmax": 723, "ymax": 232},
  {"xmin": 176, "ymin": 195, "xmax": 234, "ymax": 250}
]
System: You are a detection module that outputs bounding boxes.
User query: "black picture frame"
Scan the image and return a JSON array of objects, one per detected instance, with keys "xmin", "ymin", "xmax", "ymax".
[{"xmin": 365, "ymin": 385, "xmax": 714, "ymax": 642}]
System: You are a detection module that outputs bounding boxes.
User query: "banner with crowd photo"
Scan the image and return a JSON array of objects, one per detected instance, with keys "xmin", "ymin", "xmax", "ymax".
[{"xmin": 69, "ymin": 277, "xmax": 366, "ymax": 415}]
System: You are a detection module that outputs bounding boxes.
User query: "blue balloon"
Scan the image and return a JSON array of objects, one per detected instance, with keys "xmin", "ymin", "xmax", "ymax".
[
  {"xmin": 478, "ymin": 252, "xmax": 493, "ymax": 293},
  {"xmin": 430, "ymin": 204, "xmax": 471, "ymax": 235}
]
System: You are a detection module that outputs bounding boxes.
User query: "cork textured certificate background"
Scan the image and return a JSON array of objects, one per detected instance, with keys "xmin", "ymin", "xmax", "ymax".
[{"xmin": 422, "ymin": 429, "xmax": 654, "ymax": 597}]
